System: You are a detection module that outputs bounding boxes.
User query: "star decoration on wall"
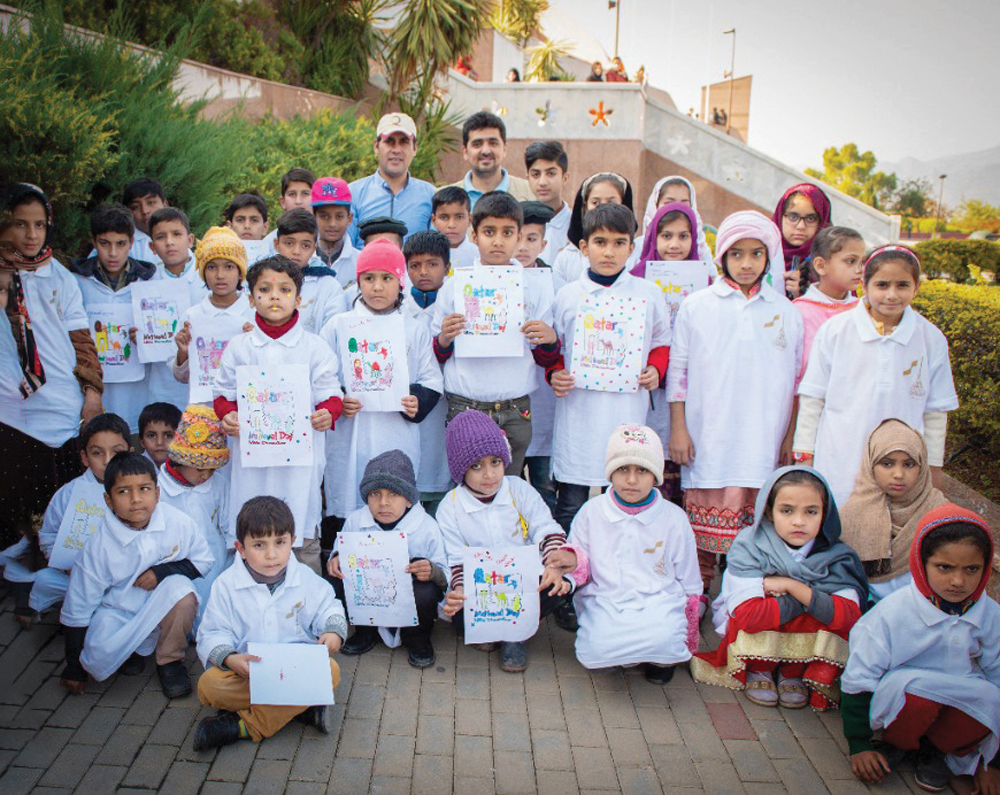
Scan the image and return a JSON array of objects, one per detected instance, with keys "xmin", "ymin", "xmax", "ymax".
[
  {"xmin": 490, "ymin": 100, "xmax": 508, "ymax": 116},
  {"xmin": 589, "ymin": 101, "xmax": 613, "ymax": 127},
  {"xmin": 667, "ymin": 131, "xmax": 692, "ymax": 157}
]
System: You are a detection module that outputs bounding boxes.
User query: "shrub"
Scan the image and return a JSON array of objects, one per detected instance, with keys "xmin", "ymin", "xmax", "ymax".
[
  {"xmin": 913, "ymin": 239, "xmax": 1000, "ymax": 283},
  {"xmin": 912, "ymin": 281, "xmax": 1000, "ymax": 458}
]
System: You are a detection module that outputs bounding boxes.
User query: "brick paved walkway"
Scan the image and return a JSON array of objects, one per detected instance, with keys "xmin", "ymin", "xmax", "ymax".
[{"xmin": 0, "ymin": 593, "xmax": 973, "ymax": 794}]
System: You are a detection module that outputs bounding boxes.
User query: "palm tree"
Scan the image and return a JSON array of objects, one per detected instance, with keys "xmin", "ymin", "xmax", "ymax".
[
  {"xmin": 490, "ymin": 0, "xmax": 549, "ymax": 46},
  {"xmin": 526, "ymin": 38, "xmax": 569, "ymax": 82}
]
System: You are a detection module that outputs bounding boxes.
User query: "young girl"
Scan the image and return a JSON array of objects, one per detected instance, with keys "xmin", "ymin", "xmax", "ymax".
[
  {"xmin": 640, "ymin": 176, "xmax": 714, "ymax": 271},
  {"xmin": 794, "ymin": 246, "xmax": 959, "ymax": 506},
  {"xmin": 552, "ymin": 172, "xmax": 638, "ymax": 286},
  {"xmin": 691, "ymin": 467, "xmax": 867, "ymax": 710},
  {"xmin": 842, "ymin": 505, "xmax": 1000, "ymax": 793},
  {"xmin": 772, "ymin": 183, "xmax": 832, "ymax": 297},
  {"xmin": 570, "ymin": 424, "xmax": 701, "ymax": 683},
  {"xmin": 438, "ymin": 410, "xmax": 579, "ymax": 673},
  {"xmin": 791, "ymin": 225, "xmax": 864, "ymax": 373},
  {"xmin": 667, "ymin": 211, "xmax": 803, "ymax": 595},
  {"xmin": 171, "ymin": 226, "xmax": 254, "ymax": 402},
  {"xmin": 840, "ymin": 419, "xmax": 947, "ymax": 602},
  {"xmin": 321, "ymin": 240, "xmax": 442, "ymax": 523}
]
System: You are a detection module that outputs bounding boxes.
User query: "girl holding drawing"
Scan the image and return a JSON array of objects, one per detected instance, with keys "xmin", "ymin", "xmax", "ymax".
[{"xmin": 638, "ymin": 175, "xmax": 714, "ymax": 272}]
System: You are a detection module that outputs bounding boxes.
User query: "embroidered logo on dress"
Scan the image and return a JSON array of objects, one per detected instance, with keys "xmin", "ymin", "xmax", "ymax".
[
  {"xmin": 643, "ymin": 540, "xmax": 663, "ymax": 554},
  {"xmin": 764, "ymin": 314, "xmax": 787, "ymax": 350},
  {"xmin": 904, "ymin": 358, "xmax": 926, "ymax": 397}
]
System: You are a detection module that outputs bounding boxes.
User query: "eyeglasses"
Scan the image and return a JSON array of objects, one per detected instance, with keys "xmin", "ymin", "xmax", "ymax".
[{"xmin": 784, "ymin": 212, "xmax": 820, "ymax": 227}]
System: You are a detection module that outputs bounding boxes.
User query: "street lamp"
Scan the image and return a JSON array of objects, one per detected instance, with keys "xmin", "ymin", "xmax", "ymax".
[
  {"xmin": 935, "ymin": 174, "xmax": 947, "ymax": 239},
  {"xmin": 609, "ymin": 1, "xmax": 621, "ymax": 60},
  {"xmin": 723, "ymin": 28, "xmax": 736, "ymax": 134}
]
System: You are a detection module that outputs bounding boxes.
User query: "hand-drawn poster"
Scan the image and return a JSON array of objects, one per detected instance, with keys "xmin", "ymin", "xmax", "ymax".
[
  {"xmin": 189, "ymin": 315, "xmax": 248, "ymax": 404},
  {"xmin": 338, "ymin": 531, "xmax": 418, "ymax": 628},
  {"xmin": 336, "ymin": 314, "xmax": 410, "ymax": 412},
  {"xmin": 568, "ymin": 293, "xmax": 647, "ymax": 393},
  {"xmin": 235, "ymin": 364, "xmax": 313, "ymax": 468},
  {"xmin": 130, "ymin": 280, "xmax": 191, "ymax": 363},
  {"xmin": 49, "ymin": 479, "xmax": 107, "ymax": 570},
  {"xmin": 644, "ymin": 261, "xmax": 710, "ymax": 330},
  {"xmin": 248, "ymin": 642, "xmax": 335, "ymax": 706},
  {"xmin": 454, "ymin": 266, "xmax": 525, "ymax": 358},
  {"xmin": 87, "ymin": 303, "xmax": 143, "ymax": 383},
  {"xmin": 462, "ymin": 546, "xmax": 542, "ymax": 644}
]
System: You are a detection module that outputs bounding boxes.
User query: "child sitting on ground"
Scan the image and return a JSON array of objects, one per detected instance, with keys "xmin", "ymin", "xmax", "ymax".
[
  {"xmin": 431, "ymin": 187, "xmax": 477, "ymax": 270},
  {"xmin": 571, "ymin": 424, "xmax": 701, "ymax": 684},
  {"xmin": 311, "ymin": 177, "xmax": 359, "ymax": 287},
  {"xmin": 327, "ymin": 450, "xmax": 447, "ymax": 668},
  {"xmin": 439, "ymin": 410, "xmax": 579, "ymax": 672},
  {"xmin": 842, "ymin": 505, "xmax": 1000, "ymax": 793},
  {"xmin": 692, "ymin": 467, "xmax": 867, "ymax": 710},
  {"xmin": 138, "ymin": 402, "xmax": 181, "ymax": 467},
  {"xmin": 195, "ymin": 496, "xmax": 346, "ymax": 751},
  {"xmin": 60, "ymin": 451, "xmax": 214, "ymax": 698}
]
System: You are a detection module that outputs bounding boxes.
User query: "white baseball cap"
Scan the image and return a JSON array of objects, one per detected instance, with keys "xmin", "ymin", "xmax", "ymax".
[{"xmin": 376, "ymin": 112, "xmax": 417, "ymax": 140}]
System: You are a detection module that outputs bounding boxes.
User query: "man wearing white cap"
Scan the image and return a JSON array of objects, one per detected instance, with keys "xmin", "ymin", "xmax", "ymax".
[{"xmin": 348, "ymin": 112, "xmax": 436, "ymax": 247}]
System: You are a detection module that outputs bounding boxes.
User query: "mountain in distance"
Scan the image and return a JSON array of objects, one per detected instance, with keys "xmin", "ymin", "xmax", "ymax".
[{"xmin": 880, "ymin": 145, "xmax": 1000, "ymax": 206}]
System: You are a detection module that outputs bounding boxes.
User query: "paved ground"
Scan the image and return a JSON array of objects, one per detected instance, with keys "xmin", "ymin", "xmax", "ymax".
[{"xmin": 0, "ymin": 591, "xmax": 975, "ymax": 795}]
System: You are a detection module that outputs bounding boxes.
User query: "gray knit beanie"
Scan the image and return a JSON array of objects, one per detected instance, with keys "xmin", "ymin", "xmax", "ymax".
[{"xmin": 359, "ymin": 449, "xmax": 419, "ymax": 505}]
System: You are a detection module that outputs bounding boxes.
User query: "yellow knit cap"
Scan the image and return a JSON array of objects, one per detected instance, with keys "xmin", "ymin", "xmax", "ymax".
[
  {"xmin": 168, "ymin": 404, "xmax": 230, "ymax": 470},
  {"xmin": 196, "ymin": 226, "xmax": 248, "ymax": 279}
]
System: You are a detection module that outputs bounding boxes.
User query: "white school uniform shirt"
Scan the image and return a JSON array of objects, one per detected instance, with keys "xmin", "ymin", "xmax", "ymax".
[
  {"xmin": 403, "ymin": 298, "xmax": 452, "ymax": 493},
  {"xmin": 0, "ymin": 258, "xmax": 88, "ymax": 447},
  {"xmin": 171, "ymin": 295, "xmax": 255, "ymax": 400},
  {"xmin": 327, "ymin": 235, "xmax": 360, "ymax": 288},
  {"xmin": 430, "ymin": 258, "xmax": 554, "ymax": 401},
  {"xmin": 61, "ymin": 502, "xmax": 214, "ymax": 681},
  {"xmin": 665, "ymin": 281, "xmax": 803, "ymax": 489},
  {"xmin": 196, "ymin": 554, "xmax": 346, "ymax": 668},
  {"xmin": 73, "ymin": 271, "xmax": 153, "ymax": 432},
  {"xmin": 320, "ymin": 303, "xmax": 442, "ymax": 518},
  {"xmin": 798, "ymin": 302, "xmax": 958, "ymax": 506},
  {"xmin": 151, "ymin": 257, "xmax": 208, "ymax": 410},
  {"xmin": 437, "ymin": 477, "xmax": 563, "ymax": 571},
  {"xmin": 215, "ymin": 320, "xmax": 341, "ymax": 543},
  {"xmin": 551, "ymin": 270, "xmax": 670, "ymax": 486},
  {"xmin": 449, "ymin": 237, "xmax": 478, "ymax": 270},
  {"xmin": 544, "ymin": 202, "xmax": 571, "ymax": 255},
  {"xmin": 573, "ymin": 491, "xmax": 701, "ymax": 669},
  {"xmin": 299, "ymin": 272, "xmax": 348, "ymax": 335},
  {"xmin": 552, "ymin": 244, "xmax": 640, "ymax": 287},
  {"xmin": 336, "ymin": 503, "xmax": 448, "ymax": 575},
  {"xmin": 842, "ymin": 583, "xmax": 1000, "ymax": 776}
]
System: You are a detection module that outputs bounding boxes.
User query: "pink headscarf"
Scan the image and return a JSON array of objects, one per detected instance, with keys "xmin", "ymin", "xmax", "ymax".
[
  {"xmin": 714, "ymin": 211, "xmax": 783, "ymax": 282},
  {"xmin": 631, "ymin": 202, "xmax": 704, "ymax": 278}
]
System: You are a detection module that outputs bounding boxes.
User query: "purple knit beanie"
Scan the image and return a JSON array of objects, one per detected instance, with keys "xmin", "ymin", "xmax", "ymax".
[{"xmin": 445, "ymin": 409, "xmax": 511, "ymax": 484}]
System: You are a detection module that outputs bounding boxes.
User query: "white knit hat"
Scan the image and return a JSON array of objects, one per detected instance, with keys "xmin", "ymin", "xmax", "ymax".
[{"xmin": 604, "ymin": 424, "xmax": 664, "ymax": 485}]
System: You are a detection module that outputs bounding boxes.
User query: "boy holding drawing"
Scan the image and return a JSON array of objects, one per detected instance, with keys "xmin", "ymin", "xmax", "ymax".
[
  {"xmin": 195, "ymin": 496, "xmax": 345, "ymax": 751},
  {"xmin": 213, "ymin": 255, "xmax": 342, "ymax": 575},
  {"xmin": 327, "ymin": 449, "xmax": 447, "ymax": 668},
  {"xmin": 431, "ymin": 191, "xmax": 561, "ymax": 478}
]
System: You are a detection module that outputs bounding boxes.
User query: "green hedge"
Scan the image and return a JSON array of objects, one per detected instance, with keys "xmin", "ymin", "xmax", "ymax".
[
  {"xmin": 912, "ymin": 281, "xmax": 1000, "ymax": 456},
  {"xmin": 913, "ymin": 239, "xmax": 1000, "ymax": 283}
]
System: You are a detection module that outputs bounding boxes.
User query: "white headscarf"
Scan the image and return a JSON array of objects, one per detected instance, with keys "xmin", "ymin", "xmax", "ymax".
[{"xmin": 642, "ymin": 176, "xmax": 713, "ymax": 270}]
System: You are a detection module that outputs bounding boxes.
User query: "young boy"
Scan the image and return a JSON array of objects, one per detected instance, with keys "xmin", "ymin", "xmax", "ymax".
[
  {"xmin": 70, "ymin": 204, "xmax": 157, "ymax": 433},
  {"xmin": 59, "ymin": 451, "xmax": 213, "ymax": 698},
  {"xmin": 311, "ymin": 177, "xmax": 359, "ymax": 288},
  {"xmin": 327, "ymin": 450, "xmax": 447, "ymax": 667},
  {"xmin": 1, "ymin": 413, "xmax": 130, "ymax": 627},
  {"xmin": 123, "ymin": 177, "xmax": 167, "ymax": 264},
  {"xmin": 439, "ymin": 410, "xmax": 579, "ymax": 672},
  {"xmin": 224, "ymin": 192, "xmax": 269, "ymax": 264},
  {"xmin": 431, "ymin": 187, "xmax": 477, "ymax": 270},
  {"xmin": 524, "ymin": 141, "xmax": 571, "ymax": 254},
  {"xmin": 139, "ymin": 402, "xmax": 182, "ymax": 467},
  {"xmin": 358, "ymin": 216, "xmax": 407, "ymax": 249},
  {"xmin": 431, "ymin": 191, "xmax": 561, "ymax": 478},
  {"xmin": 261, "ymin": 168, "xmax": 317, "ymax": 250},
  {"xmin": 194, "ymin": 496, "xmax": 345, "ymax": 751},
  {"xmin": 274, "ymin": 209, "xmax": 347, "ymax": 334},
  {"xmin": 403, "ymin": 231, "xmax": 452, "ymax": 513},
  {"xmin": 213, "ymin": 255, "xmax": 343, "ymax": 575}
]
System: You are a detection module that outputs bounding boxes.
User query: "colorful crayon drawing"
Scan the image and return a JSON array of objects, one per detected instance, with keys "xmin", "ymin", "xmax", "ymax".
[
  {"xmin": 49, "ymin": 480, "xmax": 107, "ymax": 570},
  {"xmin": 644, "ymin": 261, "xmax": 710, "ymax": 330},
  {"xmin": 454, "ymin": 266, "xmax": 525, "ymax": 358},
  {"xmin": 87, "ymin": 304, "xmax": 143, "ymax": 383},
  {"xmin": 189, "ymin": 314, "xmax": 248, "ymax": 403},
  {"xmin": 130, "ymin": 281, "xmax": 191, "ymax": 362},
  {"xmin": 336, "ymin": 314, "xmax": 409, "ymax": 411},
  {"xmin": 236, "ymin": 364, "xmax": 313, "ymax": 468},
  {"xmin": 569, "ymin": 294, "xmax": 647, "ymax": 393},
  {"xmin": 462, "ymin": 547, "xmax": 542, "ymax": 644},
  {"xmin": 338, "ymin": 531, "xmax": 418, "ymax": 627}
]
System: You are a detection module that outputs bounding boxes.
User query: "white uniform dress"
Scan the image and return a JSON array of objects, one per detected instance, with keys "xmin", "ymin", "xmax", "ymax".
[
  {"xmin": 552, "ymin": 245, "xmax": 640, "ymax": 287},
  {"xmin": 214, "ymin": 320, "xmax": 341, "ymax": 544},
  {"xmin": 170, "ymin": 294, "xmax": 255, "ymax": 402},
  {"xmin": 572, "ymin": 491, "xmax": 701, "ymax": 668},
  {"xmin": 798, "ymin": 302, "xmax": 959, "ymax": 505},
  {"xmin": 320, "ymin": 303, "xmax": 442, "ymax": 518},
  {"xmin": 299, "ymin": 273, "xmax": 348, "ymax": 335},
  {"xmin": 60, "ymin": 502, "xmax": 214, "ymax": 681},
  {"xmin": 841, "ymin": 583, "xmax": 1000, "ymax": 775},
  {"xmin": 666, "ymin": 281, "xmax": 803, "ymax": 489},
  {"xmin": 551, "ymin": 270, "xmax": 670, "ymax": 486}
]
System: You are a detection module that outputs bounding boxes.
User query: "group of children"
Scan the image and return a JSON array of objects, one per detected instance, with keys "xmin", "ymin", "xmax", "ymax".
[{"xmin": 0, "ymin": 119, "xmax": 997, "ymax": 791}]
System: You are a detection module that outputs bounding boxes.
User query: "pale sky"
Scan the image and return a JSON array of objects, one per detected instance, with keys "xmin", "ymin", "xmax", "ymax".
[{"xmin": 542, "ymin": 0, "xmax": 1000, "ymax": 170}]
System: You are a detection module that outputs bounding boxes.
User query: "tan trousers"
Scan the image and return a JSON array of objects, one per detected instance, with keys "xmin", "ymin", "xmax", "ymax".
[
  {"xmin": 156, "ymin": 593, "xmax": 197, "ymax": 665},
  {"xmin": 197, "ymin": 658, "xmax": 341, "ymax": 742},
  {"xmin": 294, "ymin": 537, "xmax": 322, "ymax": 575}
]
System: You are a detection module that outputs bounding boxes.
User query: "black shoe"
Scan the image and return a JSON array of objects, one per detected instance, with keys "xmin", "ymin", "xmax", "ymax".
[
  {"xmin": 407, "ymin": 644, "xmax": 436, "ymax": 669},
  {"xmin": 156, "ymin": 661, "xmax": 192, "ymax": 699},
  {"xmin": 193, "ymin": 711, "xmax": 243, "ymax": 752},
  {"xmin": 12, "ymin": 606, "xmax": 37, "ymax": 629},
  {"xmin": 120, "ymin": 653, "xmax": 145, "ymax": 676},
  {"xmin": 499, "ymin": 641, "xmax": 528, "ymax": 672},
  {"xmin": 553, "ymin": 599, "xmax": 578, "ymax": 632},
  {"xmin": 914, "ymin": 750, "xmax": 952, "ymax": 792},
  {"xmin": 295, "ymin": 705, "xmax": 331, "ymax": 734},
  {"xmin": 341, "ymin": 626, "xmax": 379, "ymax": 656},
  {"xmin": 644, "ymin": 663, "xmax": 676, "ymax": 685}
]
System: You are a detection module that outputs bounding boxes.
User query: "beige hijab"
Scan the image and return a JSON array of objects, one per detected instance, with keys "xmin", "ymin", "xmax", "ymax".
[{"xmin": 840, "ymin": 419, "xmax": 947, "ymax": 582}]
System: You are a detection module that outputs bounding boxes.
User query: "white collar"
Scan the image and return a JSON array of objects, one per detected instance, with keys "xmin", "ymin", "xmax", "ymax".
[
  {"xmin": 578, "ymin": 267, "xmax": 634, "ymax": 294},
  {"xmin": 710, "ymin": 278, "xmax": 776, "ymax": 303},
  {"xmin": 850, "ymin": 300, "xmax": 916, "ymax": 345},
  {"xmin": 103, "ymin": 502, "xmax": 167, "ymax": 546},
  {"xmin": 199, "ymin": 294, "xmax": 251, "ymax": 316},
  {"xmin": 783, "ymin": 537, "xmax": 816, "ymax": 563},
  {"xmin": 157, "ymin": 464, "xmax": 214, "ymax": 497},
  {"xmin": 358, "ymin": 502, "xmax": 426, "ymax": 532},
  {"xmin": 232, "ymin": 551, "xmax": 303, "ymax": 591},
  {"xmin": 600, "ymin": 488, "xmax": 662, "ymax": 525},
  {"xmin": 455, "ymin": 479, "xmax": 512, "ymax": 514},
  {"xmin": 802, "ymin": 284, "xmax": 857, "ymax": 306},
  {"xmin": 249, "ymin": 318, "xmax": 304, "ymax": 347},
  {"xmin": 907, "ymin": 580, "xmax": 986, "ymax": 628}
]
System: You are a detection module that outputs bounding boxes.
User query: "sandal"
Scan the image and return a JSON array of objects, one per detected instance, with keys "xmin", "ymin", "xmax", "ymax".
[
  {"xmin": 744, "ymin": 670, "xmax": 777, "ymax": 707},
  {"xmin": 777, "ymin": 675, "xmax": 809, "ymax": 709}
]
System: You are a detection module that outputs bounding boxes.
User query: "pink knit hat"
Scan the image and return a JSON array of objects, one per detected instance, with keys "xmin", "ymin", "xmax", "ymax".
[
  {"xmin": 356, "ymin": 238, "xmax": 405, "ymax": 283},
  {"xmin": 713, "ymin": 210, "xmax": 783, "ymax": 279}
]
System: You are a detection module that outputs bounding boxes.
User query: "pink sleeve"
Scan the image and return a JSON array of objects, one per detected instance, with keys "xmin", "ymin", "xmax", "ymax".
[
  {"xmin": 560, "ymin": 543, "xmax": 590, "ymax": 588},
  {"xmin": 685, "ymin": 594, "xmax": 702, "ymax": 653}
]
